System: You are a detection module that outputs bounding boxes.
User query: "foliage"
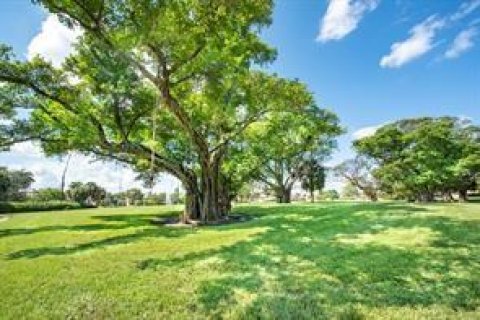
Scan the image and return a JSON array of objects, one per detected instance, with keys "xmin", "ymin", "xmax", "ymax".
[
  {"xmin": 0, "ymin": 167, "xmax": 34, "ymax": 201},
  {"xmin": 341, "ymin": 182, "xmax": 361, "ymax": 199},
  {"xmin": 67, "ymin": 182, "xmax": 106, "ymax": 206},
  {"xmin": 300, "ymin": 157, "xmax": 326, "ymax": 202},
  {"xmin": 143, "ymin": 193, "xmax": 167, "ymax": 206},
  {"xmin": 0, "ymin": 200, "xmax": 81, "ymax": 213},
  {"xmin": 170, "ymin": 187, "xmax": 183, "ymax": 204},
  {"xmin": 29, "ymin": 188, "xmax": 64, "ymax": 201},
  {"xmin": 333, "ymin": 156, "xmax": 379, "ymax": 201},
  {"xmin": 0, "ymin": 0, "xmax": 342, "ymax": 221},
  {"xmin": 251, "ymin": 107, "xmax": 342, "ymax": 203},
  {"xmin": 319, "ymin": 189, "xmax": 340, "ymax": 200},
  {"xmin": 118, "ymin": 188, "xmax": 144, "ymax": 205},
  {"xmin": 354, "ymin": 117, "xmax": 480, "ymax": 201},
  {"xmin": 1, "ymin": 202, "xmax": 479, "ymax": 318}
]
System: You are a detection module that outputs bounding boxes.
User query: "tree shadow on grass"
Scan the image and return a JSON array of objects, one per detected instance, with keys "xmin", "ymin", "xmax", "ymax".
[
  {"xmin": 6, "ymin": 226, "xmax": 192, "ymax": 260},
  {"xmin": 4, "ymin": 210, "xmax": 191, "ymax": 259},
  {"xmin": 137, "ymin": 202, "xmax": 480, "ymax": 318},
  {"xmin": 0, "ymin": 211, "xmax": 180, "ymax": 239}
]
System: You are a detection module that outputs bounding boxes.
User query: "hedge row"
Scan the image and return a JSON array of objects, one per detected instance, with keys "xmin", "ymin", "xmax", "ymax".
[{"xmin": 0, "ymin": 200, "xmax": 82, "ymax": 213}]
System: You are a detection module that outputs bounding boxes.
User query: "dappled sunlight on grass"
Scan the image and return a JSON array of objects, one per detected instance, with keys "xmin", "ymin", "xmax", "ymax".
[
  {"xmin": 1, "ymin": 202, "xmax": 479, "ymax": 318},
  {"xmin": 335, "ymin": 227, "xmax": 440, "ymax": 249}
]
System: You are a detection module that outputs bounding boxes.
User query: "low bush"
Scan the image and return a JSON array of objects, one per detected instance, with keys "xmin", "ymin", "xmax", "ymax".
[{"xmin": 0, "ymin": 200, "xmax": 82, "ymax": 213}]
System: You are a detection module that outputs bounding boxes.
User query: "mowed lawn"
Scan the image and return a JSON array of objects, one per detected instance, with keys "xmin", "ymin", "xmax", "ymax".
[{"xmin": 1, "ymin": 202, "xmax": 479, "ymax": 319}]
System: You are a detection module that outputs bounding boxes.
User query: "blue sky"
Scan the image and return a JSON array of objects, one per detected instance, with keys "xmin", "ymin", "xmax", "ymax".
[{"xmin": 0, "ymin": 0, "xmax": 479, "ymax": 192}]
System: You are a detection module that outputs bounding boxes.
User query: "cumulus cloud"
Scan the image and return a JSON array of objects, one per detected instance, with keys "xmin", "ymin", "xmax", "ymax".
[
  {"xmin": 380, "ymin": 16, "xmax": 445, "ymax": 68},
  {"xmin": 444, "ymin": 27, "xmax": 477, "ymax": 59},
  {"xmin": 352, "ymin": 124, "xmax": 383, "ymax": 140},
  {"xmin": 0, "ymin": 142, "xmax": 179, "ymax": 193},
  {"xmin": 27, "ymin": 14, "xmax": 82, "ymax": 67},
  {"xmin": 317, "ymin": 0, "xmax": 380, "ymax": 42}
]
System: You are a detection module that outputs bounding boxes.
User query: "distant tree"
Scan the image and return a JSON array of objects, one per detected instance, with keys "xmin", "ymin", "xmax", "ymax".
[
  {"xmin": 320, "ymin": 189, "xmax": 339, "ymax": 201},
  {"xmin": 135, "ymin": 171, "xmax": 160, "ymax": 194},
  {"xmin": 30, "ymin": 188, "xmax": 64, "ymax": 201},
  {"xmin": 144, "ymin": 193, "xmax": 167, "ymax": 206},
  {"xmin": 333, "ymin": 156, "xmax": 378, "ymax": 201},
  {"xmin": 122, "ymin": 188, "xmax": 144, "ymax": 206},
  {"xmin": 236, "ymin": 183, "xmax": 255, "ymax": 203},
  {"xmin": 300, "ymin": 158, "xmax": 326, "ymax": 202},
  {"xmin": 170, "ymin": 187, "xmax": 183, "ymax": 205},
  {"xmin": 355, "ymin": 117, "xmax": 480, "ymax": 202},
  {"xmin": 67, "ymin": 182, "xmax": 106, "ymax": 206},
  {"xmin": 253, "ymin": 108, "xmax": 342, "ymax": 203},
  {"xmin": 102, "ymin": 193, "xmax": 119, "ymax": 207},
  {"xmin": 0, "ymin": 167, "xmax": 34, "ymax": 201},
  {"xmin": 341, "ymin": 182, "xmax": 361, "ymax": 199}
]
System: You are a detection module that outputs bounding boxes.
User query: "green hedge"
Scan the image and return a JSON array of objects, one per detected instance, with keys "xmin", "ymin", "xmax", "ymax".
[{"xmin": 0, "ymin": 201, "xmax": 83, "ymax": 213}]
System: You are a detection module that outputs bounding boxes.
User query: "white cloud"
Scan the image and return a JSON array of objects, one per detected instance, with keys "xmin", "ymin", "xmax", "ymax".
[
  {"xmin": 317, "ymin": 0, "xmax": 380, "ymax": 42},
  {"xmin": 352, "ymin": 124, "xmax": 382, "ymax": 140},
  {"xmin": 451, "ymin": 0, "xmax": 480, "ymax": 21},
  {"xmin": 380, "ymin": 16, "xmax": 445, "ymax": 68},
  {"xmin": 444, "ymin": 27, "xmax": 477, "ymax": 59},
  {"xmin": 27, "ymin": 14, "xmax": 82, "ymax": 67},
  {"xmin": 0, "ymin": 142, "xmax": 180, "ymax": 193}
]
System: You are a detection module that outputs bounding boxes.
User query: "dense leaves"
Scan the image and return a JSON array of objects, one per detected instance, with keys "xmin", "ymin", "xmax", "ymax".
[
  {"xmin": 354, "ymin": 117, "xmax": 480, "ymax": 201},
  {"xmin": 0, "ymin": 0, "xmax": 341, "ymax": 220},
  {"xmin": 0, "ymin": 167, "xmax": 34, "ymax": 201}
]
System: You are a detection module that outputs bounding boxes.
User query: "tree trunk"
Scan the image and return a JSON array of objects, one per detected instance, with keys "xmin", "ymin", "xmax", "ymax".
[
  {"xmin": 416, "ymin": 191, "xmax": 435, "ymax": 202},
  {"xmin": 197, "ymin": 152, "xmax": 228, "ymax": 223},
  {"xmin": 366, "ymin": 191, "xmax": 378, "ymax": 202},
  {"xmin": 217, "ymin": 175, "xmax": 232, "ymax": 217},
  {"xmin": 443, "ymin": 191, "xmax": 454, "ymax": 202},
  {"xmin": 180, "ymin": 149, "xmax": 232, "ymax": 223},
  {"xmin": 310, "ymin": 188, "xmax": 314, "ymax": 203},
  {"xmin": 277, "ymin": 186, "xmax": 292, "ymax": 203},
  {"xmin": 183, "ymin": 188, "xmax": 201, "ymax": 222},
  {"xmin": 459, "ymin": 189, "xmax": 468, "ymax": 202}
]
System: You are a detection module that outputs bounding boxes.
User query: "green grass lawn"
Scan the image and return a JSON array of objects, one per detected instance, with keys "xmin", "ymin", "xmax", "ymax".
[{"xmin": 1, "ymin": 202, "xmax": 479, "ymax": 319}]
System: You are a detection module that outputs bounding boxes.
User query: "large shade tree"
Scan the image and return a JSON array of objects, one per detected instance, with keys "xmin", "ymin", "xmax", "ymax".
[
  {"xmin": 354, "ymin": 117, "xmax": 480, "ymax": 202},
  {"xmin": 0, "ymin": 0, "xmax": 341, "ymax": 222}
]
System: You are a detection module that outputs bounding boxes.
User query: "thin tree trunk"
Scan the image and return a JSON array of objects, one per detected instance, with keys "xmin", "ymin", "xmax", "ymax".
[{"xmin": 61, "ymin": 153, "xmax": 72, "ymax": 200}]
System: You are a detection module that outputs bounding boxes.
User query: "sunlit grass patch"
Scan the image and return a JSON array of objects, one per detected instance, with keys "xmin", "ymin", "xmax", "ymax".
[
  {"xmin": 335, "ymin": 227, "xmax": 440, "ymax": 248},
  {"xmin": 1, "ymin": 202, "xmax": 479, "ymax": 319}
]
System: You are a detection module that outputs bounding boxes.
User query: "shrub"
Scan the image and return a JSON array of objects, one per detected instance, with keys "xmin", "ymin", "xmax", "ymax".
[
  {"xmin": 144, "ymin": 193, "xmax": 167, "ymax": 205},
  {"xmin": 29, "ymin": 188, "xmax": 65, "ymax": 201},
  {"xmin": 0, "ymin": 200, "xmax": 82, "ymax": 213}
]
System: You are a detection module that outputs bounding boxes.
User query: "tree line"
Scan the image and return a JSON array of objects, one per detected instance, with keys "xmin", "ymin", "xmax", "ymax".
[
  {"xmin": 0, "ymin": 167, "xmax": 186, "ymax": 208},
  {"xmin": 335, "ymin": 117, "xmax": 480, "ymax": 202}
]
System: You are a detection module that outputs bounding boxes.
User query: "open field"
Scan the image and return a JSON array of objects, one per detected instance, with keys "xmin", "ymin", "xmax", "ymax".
[{"xmin": 1, "ymin": 202, "xmax": 479, "ymax": 319}]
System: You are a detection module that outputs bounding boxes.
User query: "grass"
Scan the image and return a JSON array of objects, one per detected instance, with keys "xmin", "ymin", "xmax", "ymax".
[{"xmin": 0, "ymin": 202, "xmax": 479, "ymax": 319}]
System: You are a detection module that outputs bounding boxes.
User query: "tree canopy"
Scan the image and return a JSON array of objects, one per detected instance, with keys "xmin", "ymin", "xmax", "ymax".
[
  {"xmin": 0, "ymin": 167, "xmax": 34, "ymax": 201},
  {"xmin": 0, "ymin": 0, "xmax": 342, "ymax": 221},
  {"xmin": 354, "ymin": 117, "xmax": 480, "ymax": 201}
]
